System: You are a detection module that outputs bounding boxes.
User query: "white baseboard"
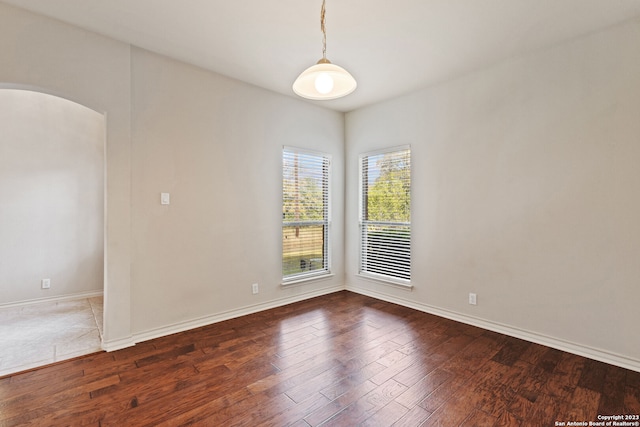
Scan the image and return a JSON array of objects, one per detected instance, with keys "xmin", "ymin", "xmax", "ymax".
[
  {"xmin": 102, "ymin": 335, "xmax": 136, "ymax": 352},
  {"xmin": 129, "ymin": 285, "xmax": 345, "ymax": 347},
  {"xmin": 346, "ymin": 284, "xmax": 640, "ymax": 373},
  {"xmin": 0, "ymin": 290, "xmax": 104, "ymax": 309}
]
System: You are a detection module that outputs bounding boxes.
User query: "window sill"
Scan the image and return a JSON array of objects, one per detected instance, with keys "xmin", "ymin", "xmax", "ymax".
[
  {"xmin": 281, "ymin": 272, "xmax": 335, "ymax": 287},
  {"xmin": 357, "ymin": 273, "xmax": 413, "ymax": 290}
]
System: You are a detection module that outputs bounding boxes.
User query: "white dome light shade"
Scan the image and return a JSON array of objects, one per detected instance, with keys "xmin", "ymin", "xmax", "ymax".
[
  {"xmin": 293, "ymin": 60, "xmax": 357, "ymax": 100},
  {"xmin": 314, "ymin": 72, "xmax": 334, "ymax": 94}
]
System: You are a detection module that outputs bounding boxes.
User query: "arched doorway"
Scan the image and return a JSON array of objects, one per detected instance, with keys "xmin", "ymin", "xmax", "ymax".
[{"xmin": 0, "ymin": 89, "xmax": 106, "ymax": 375}]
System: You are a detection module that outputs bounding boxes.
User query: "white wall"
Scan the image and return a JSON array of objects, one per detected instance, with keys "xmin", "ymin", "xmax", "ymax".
[
  {"xmin": 130, "ymin": 48, "xmax": 345, "ymax": 336},
  {"xmin": 0, "ymin": 2, "xmax": 132, "ymax": 347},
  {"xmin": 0, "ymin": 3, "xmax": 345, "ymax": 347},
  {"xmin": 0, "ymin": 90, "xmax": 104, "ymax": 304},
  {"xmin": 345, "ymin": 18, "xmax": 640, "ymax": 368}
]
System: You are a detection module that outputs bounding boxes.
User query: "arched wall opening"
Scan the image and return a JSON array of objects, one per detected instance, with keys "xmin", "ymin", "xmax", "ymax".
[{"xmin": 0, "ymin": 88, "xmax": 106, "ymax": 363}]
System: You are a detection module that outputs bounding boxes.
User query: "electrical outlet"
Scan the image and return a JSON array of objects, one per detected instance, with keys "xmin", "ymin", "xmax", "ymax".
[
  {"xmin": 252, "ymin": 283, "xmax": 259, "ymax": 295},
  {"xmin": 469, "ymin": 293, "xmax": 477, "ymax": 305},
  {"xmin": 42, "ymin": 278, "xmax": 51, "ymax": 289}
]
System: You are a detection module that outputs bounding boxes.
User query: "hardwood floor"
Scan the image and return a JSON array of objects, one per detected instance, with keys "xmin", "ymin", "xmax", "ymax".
[{"xmin": 1, "ymin": 291, "xmax": 638, "ymax": 426}]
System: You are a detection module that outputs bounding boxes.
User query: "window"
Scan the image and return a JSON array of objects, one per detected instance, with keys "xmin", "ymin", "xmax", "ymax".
[
  {"xmin": 360, "ymin": 147, "xmax": 411, "ymax": 284},
  {"xmin": 282, "ymin": 147, "xmax": 331, "ymax": 281}
]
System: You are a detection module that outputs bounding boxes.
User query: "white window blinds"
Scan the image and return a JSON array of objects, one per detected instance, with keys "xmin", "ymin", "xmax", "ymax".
[
  {"xmin": 282, "ymin": 147, "xmax": 331, "ymax": 281},
  {"xmin": 360, "ymin": 147, "xmax": 411, "ymax": 283}
]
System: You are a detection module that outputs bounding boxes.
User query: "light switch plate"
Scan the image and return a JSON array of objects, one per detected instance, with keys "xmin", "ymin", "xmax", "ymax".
[
  {"xmin": 469, "ymin": 293, "xmax": 477, "ymax": 305},
  {"xmin": 161, "ymin": 193, "xmax": 170, "ymax": 205}
]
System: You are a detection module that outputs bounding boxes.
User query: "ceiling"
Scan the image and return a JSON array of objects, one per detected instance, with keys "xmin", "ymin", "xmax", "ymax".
[{"xmin": 4, "ymin": 0, "xmax": 640, "ymax": 112}]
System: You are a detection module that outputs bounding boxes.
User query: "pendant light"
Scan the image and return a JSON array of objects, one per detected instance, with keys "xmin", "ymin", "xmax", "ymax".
[{"xmin": 293, "ymin": 0, "xmax": 357, "ymax": 100}]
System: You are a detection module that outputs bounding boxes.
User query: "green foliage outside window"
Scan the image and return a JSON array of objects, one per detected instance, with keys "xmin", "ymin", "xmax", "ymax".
[
  {"xmin": 283, "ymin": 176, "xmax": 324, "ymax": 222},
  {"xmin": 365, "ymin": 151, "xmax": 411, "ymax": 223},
  {"xmin": 361, "ymin": 148, "xmax": 411, "ymax": 282}
]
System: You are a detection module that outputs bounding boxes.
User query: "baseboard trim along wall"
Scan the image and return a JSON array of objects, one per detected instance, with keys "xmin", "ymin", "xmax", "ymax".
[
  {"xmin": 346, "ymin": 284, "xmax": 640, "ymax": 373},
  {"xmin": 125, "ymin": 284, "xmax": 345, "ymax": 350},
  {"xmin": 0, "ymin": 290, "xmax": 104, "ymax": 310},
  {"xmin": 102, "ymin": 336, "xmax": 136, "ymax": 352}
]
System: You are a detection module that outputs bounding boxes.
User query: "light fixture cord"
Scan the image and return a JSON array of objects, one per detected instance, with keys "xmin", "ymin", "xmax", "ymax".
[{"xmin": 321, "ymin": 0, "xmax": 327, "ymax": 59}]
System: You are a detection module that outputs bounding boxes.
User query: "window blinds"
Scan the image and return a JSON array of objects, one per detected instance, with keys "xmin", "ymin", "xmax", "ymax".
[
  {"xmin": 360, "ymin": 147, "xmax": 411, "ymax": 283},
  {"xmin": 282, "ymin": 147, "xmax": 330, "ymax": 280}
]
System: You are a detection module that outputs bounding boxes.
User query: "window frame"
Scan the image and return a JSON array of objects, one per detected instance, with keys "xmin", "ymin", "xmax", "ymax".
[
  {"xmin": 358, "ymin": 145, "xmax": 412, "ymax": 287},
  {"xmin": 281, "ymin": 146, "xmax": 332, "ymax": 284}
]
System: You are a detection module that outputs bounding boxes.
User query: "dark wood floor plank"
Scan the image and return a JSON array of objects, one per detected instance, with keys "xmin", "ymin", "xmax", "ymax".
[
  {"xmin": 0, "ymin": 291, "xmax": 635, "ymax": 427},
  {"xmin": 395, "ymin": 368, "xmax": 452, "ymax": 408},
  {"xmin": 512, "ymin": 361, "xmax": 548, "ymax": 398},
  {"xmin": 476, "ymin": 384, "xmax": 515, "ymax": 418},
  {"xmin": 304, "ymin": 379, "xmax": 379, "ymax": 426},
  {"xmin": 360, "ymin": 400, "xmax": 409, "ymax": 427},
  {"xmin": 247, "ymin": 354, "xmax": 341, "ymax": 396},
  {"xmin": 318, "ymin": 378, "xmax": 407, "ymax": 426},
  {"xmin": 472, "ymin": 359, "xmax": 526, "ymax": 393},
  {"xmin": 195, "ymin": 390, "xmax": 295, "ymax": 427},
  {"xmin": 103, "ymin": 358, "xmax": 277, "ymax": 426},
  {"xmin": 393, "ymin": 355, "xmax": 442, "ymax": 388},
  {"xmin": 625, "ymin": 385, "xmax": 640, "ymax": 413},
  {"xmin": 492, "ymin": 336, "xmax": 531, "ymax": 367},
  {"xmin": 394, "ymin": 332, "xmax": 448, "ymax": 358},
  {"xmin": 377, "ymin": 348, "xmax": 413, "ymax": 369},
  {"xmin": 422, "ymin": 394, "xmax": 479, "ymax": 427},
  {"xmin": 419, "ymin": 371, "xmax": 474, "ymax": 413},
  {"xmin": 255, "ymin": 392, "xmax": 330, "ymax": 427},
  {"xmin": 535, "ymin": 348, "xmax": 564, "ymax": 373},
  {"xmin": 598, "ymin": 363, "xmax": 627, "ymax": 414},
  {"xmin": 392, "ymin": 403, "xmax": 432, "ymax": 427},
  {"xmin": 430, "ymin": 333, "xmax": 478, "ymax": 360},
  {"xmin": 319, "ymin": 361, "xmax": 387, "ymax": 401},
  {"xmin": 494, "ymin": 409, "xmax": 522, "ymax": 427},
  {"xmin": 347, "ymin": 339, "xmax": 403, "ymax": 369},
  {"xmin": 542, "ymin": 353, "xmax": 585, "ymax": 400},
  {"xmin": 119, "ymin": 363, "xmax": 216, "ymax": 408},
  {"xmin": 438, "ymin": 334, "xmax": 503, "ymax": 377},
  {"xmin": 627, "ymin": 369, "xmax": 640, "ymax": 389},
  {"xmin": 557, "ymin": 386, "xmax": 601, "ymax": 421},
  {"xmin": 370, "ymin": 351, "xmax": 423, "ymax": 386},
  {"xmin": 524, "ymin": 392, "xmax": 562, "ymax": 427},
  {"xmin": 553, "ymin": 353, "xmax": 586, "ymax": 385},
  {"xmin": 462, "ymin": 408, "xmax": 498, "ymax": 427},
  {"xmin": 1, "ymin": 373, "xmax": 120, "ymax": 425},
  {"xmin": 507, "ymin": 392, "xmax": 535, "ymax": 421},
  {"xmin": 578, "ymin": 358, "xmax": 609, "ymax": 393},
  {"xmin": 134, "ymin": 343, "xmax": 197, "ymax": 368},
  {"xmin": 270, "ymin": 327, "xmax": 353, "ymax": 371},
  {"xmin": 285, "ymin": 361, "xmax": 357, "ymax": 403},
  {"xmin": 518, "ymin": 343, "xmax": 552, "ymax": 366},
  {"xmin": 2, "ymin": 352, "xmax": 119, "ymax": 399},
  {"xmin": 153, "ymin": 387, "xmax": 254, "ymax": 427}
]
